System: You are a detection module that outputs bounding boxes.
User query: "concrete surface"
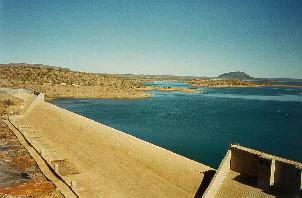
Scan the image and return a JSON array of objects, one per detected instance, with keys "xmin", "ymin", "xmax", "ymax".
[
  {"xmin": 204, "ymin": 145, "xmax": 302, "ymax": 198},
  {"xmin": 6, "ymin": 89, "xmax": 301, "ymax": 197},
  {"xmin": 215, "ymin": 170, "xmax": 274, "ymax": 198},
  {"xmin": 10, "ymin": 93, "xmax": 213, "ymax": 197}
]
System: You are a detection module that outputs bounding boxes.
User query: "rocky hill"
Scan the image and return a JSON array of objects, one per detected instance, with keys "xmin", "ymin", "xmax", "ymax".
[{"xmin": 217, "ymin": 71, "xmax": 254, "ymax": 80}]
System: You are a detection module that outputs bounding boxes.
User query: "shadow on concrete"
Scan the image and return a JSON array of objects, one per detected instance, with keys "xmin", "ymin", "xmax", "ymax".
[
  {"xmin": 232, "ymin": 174, "xmax": 301, "ymax": 198},
  {"xmin": 194, "ymin": 170, "xmax": 216, "ymax": 198},
  {"xmin": 269, "ymin": 186, "xmax": 302, "ymax": 198},
  {"xmin": 233, "ymin": 173, "xmax": 257, "ymax": 187}
]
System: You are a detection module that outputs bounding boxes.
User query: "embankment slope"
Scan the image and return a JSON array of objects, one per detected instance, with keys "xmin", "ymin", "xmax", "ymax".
[{"xmin": 16, "ymin": 95, "xmax": 212, "ymax": 197}]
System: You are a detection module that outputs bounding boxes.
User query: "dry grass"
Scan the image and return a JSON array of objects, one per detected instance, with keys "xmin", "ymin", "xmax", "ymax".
[{"xmin": 0, "ymin": 92, "xmax": 23, "ymax": 115}]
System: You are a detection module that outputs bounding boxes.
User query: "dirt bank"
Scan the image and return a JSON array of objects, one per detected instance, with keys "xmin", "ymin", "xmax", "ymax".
[{"xmin": 0, "ymin": 118, "xmax": 62, "ymax": 197}]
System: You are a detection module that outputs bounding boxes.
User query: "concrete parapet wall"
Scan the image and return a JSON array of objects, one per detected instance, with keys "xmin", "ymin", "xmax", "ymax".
[
  {"xmin": 231, "ymin": 145, "xmax": 302, "ymax": 170},
  {"xmin": 230, "ymin": 145, "xmax": 302, "ymax": 196},
  {"xmin": 230, "ymin": 146, "xmax": 273, "ymax": 192},
  {"xmin": 0, "ymin": 87, "xmax": 32, "ymax": 95},
  {"xmin": 203, "ymin": 150, "xmax": 231, "ymax": 197},
  {"xmin": 274, "ymin": 160, "xmax": 301, "ymax": 197},
  {"xmin": 230, "ymin": 146, "xmax": 259, "ymax": 178},
  {"xmin": 36, "ymin": 92, "xmax": 45, "ymax": 101}
]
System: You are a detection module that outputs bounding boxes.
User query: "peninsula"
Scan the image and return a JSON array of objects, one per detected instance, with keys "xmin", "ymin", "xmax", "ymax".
[
  {"xmin": 188, "ymin": 79, "xmax": 260, "ymax": 88},
  {"xmin": 0, "ymin": 63, "xmax": 201, "ymax": 100}
]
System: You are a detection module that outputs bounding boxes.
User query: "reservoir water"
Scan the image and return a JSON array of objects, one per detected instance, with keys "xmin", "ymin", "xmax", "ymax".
[{"xmin": 51, "ymin": 81, "xmax": 302, "ymax": 168}]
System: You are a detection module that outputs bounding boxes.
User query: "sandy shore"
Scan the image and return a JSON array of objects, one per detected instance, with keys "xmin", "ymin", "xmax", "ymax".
[
  {"xmin": 38, "ymin": 84, "xmax": 154, "ymax": 101},
  {"xmin": 155, "ymin": 87, "xmax": 201, "ymax": 93}
]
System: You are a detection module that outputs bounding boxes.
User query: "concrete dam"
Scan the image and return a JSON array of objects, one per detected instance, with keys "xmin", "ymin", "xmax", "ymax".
[
  {"xmin": 7, "ymin": 90, "xmax": 213, "ymax": 197},
  {"xmin": 3, "ymin": 89, "xmax": 302, "ymax": 197}
]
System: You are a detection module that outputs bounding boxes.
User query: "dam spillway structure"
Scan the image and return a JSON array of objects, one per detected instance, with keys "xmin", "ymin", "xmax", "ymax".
[
  {"xmin": 2, "ymin": 88, "xmax": 302, "ymax": 198},
  {"xmin": 204, "ymin": 145, "xmax": 302, "ymax": 198}
]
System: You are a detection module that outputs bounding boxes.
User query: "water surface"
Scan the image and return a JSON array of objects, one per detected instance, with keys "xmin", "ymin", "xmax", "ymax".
[{"xmin": 51, "ymin": 81, "xmax": 302, "ymax": 168}]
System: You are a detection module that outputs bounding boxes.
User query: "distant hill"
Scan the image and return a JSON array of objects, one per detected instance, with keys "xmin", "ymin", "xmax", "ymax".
[
  {"xmin": 217, "ymin": 71, "xmax": 254, "ymax": 80},
  {"xmin": 0, "ymin": 63, "xmax": 71, "ymax": 71},
  {"xmin": 0, "ymin": 63, "xmax": 150, "ymax": 99}
]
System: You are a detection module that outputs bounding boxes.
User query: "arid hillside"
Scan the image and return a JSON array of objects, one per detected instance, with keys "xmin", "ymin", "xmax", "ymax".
[
  {"xmin": 0, "ymin": 92, "xmax": 23, "ymax": 116},
  {"xmin": 189, "ymin": 79, "xmax": 259, "ymax": 87},
  {"xmin": 0, "ymin": 63, "xmax": 151, "ymax": 100}
]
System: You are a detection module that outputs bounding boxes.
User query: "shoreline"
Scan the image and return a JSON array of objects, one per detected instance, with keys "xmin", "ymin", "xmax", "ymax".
[
  {"xmin": 188, "ymin": 79, "xmax": 302, "ymax": 88},
  {"xmin": 1, "ymin": 64, "xmax": 301, "ymax": 102},
  {"xmin": 154, "ymin": 87, "xmax": 201, "ymax": 93},
  {"xmin": 45, "ymin": 92, "xmax": 154, "ymax": 101},
  {"xmin": 44, "ymin": 86, "xmax": 202, "ymax": 101},
  {"xmin": 191, "ymin": 84, "xmax": 302, "ymax": 88},
  {"xmin": 44, "ymin": 82, "xmax": 302, "ymax": 102}
]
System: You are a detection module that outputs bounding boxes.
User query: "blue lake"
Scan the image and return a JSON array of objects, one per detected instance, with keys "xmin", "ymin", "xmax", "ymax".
[{"xmin": 51, "ymin": 81, "xmax": 302, "ymax": 168}]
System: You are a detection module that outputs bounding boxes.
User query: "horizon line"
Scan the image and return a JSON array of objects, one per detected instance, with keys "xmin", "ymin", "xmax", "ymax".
[{"xmin": 1, "ymin": 62, "xmax": 302, "ymax": 80}]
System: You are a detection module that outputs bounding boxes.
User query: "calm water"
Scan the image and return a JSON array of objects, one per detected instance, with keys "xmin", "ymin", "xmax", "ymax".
[{"xmin": 51, "ymin": 81, "xmax": 302, "ymax": 168}]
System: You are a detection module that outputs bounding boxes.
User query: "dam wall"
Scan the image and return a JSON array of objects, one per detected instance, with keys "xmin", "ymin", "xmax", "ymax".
[
  {"xmin": 22, "ymin": 92, "xmax": 45, "ymax": 115},
  {"xmin": 9, "ymin": 93, "xmax": 213, "ymax": 197},
  {"xmin": 229, "ymin": 145, "xmax": 301, "ymax": 196}
]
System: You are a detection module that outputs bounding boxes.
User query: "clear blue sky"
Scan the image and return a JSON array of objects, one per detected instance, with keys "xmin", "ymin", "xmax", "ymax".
[{"xmin": 1, "ymin": 0, "xmax": 301, "ymax": 78}]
